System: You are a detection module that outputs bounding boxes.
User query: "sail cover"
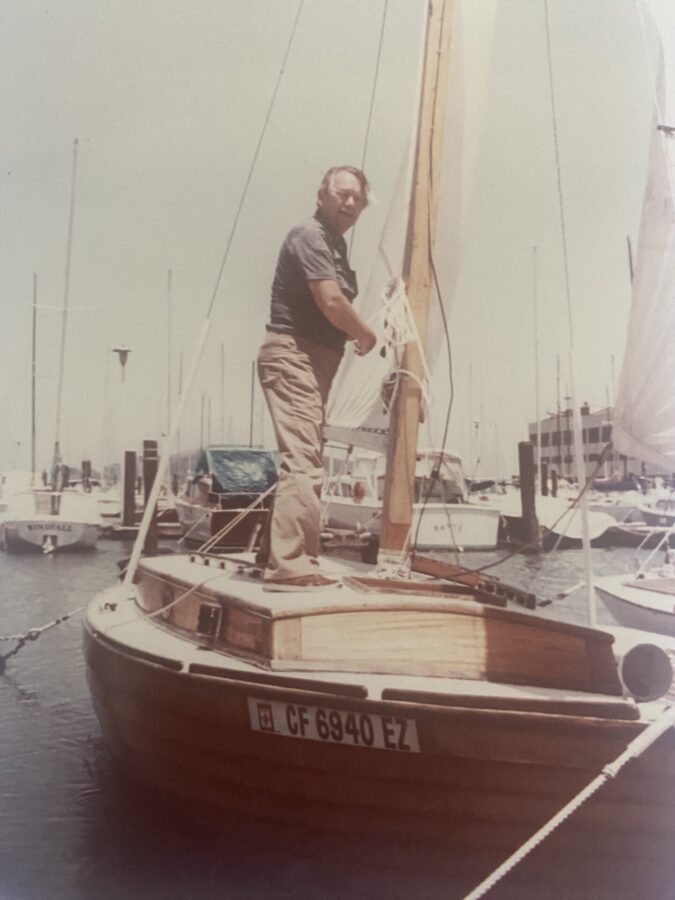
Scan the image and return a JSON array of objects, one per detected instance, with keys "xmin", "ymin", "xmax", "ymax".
[{"xmin": 612, "ymin": 7, "xmax": 675, "ymax": 471}]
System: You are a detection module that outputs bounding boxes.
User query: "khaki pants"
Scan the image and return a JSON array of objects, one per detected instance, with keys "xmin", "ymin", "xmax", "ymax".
[{"xmin": 257, "ymin": 332, "xmax": 342, "ymax": 581}]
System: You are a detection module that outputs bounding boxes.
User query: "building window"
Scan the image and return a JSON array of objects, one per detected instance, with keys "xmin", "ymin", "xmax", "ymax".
[
  {"xmin": 564, "ymin": 454, "xmax": 573, "ymax": 464},
  {"xmin": 552, "ymin": 432, "xmax": 560, "ymax": 446},
  {"xmin": 541, "ymin": 434, "xmax": 550, "ymax": 448},
  {"xmin": 588, "ymin": 427, "xmax": 599, "ymax": 443},
  {"xmin": 589, "ymin": 453, "xmax": 600, "ymax": 462},
  {"xmin": 602, "ymin": 425, "xmax": 611, "ymax": 442},
  {"xmin": 530, "ymin": 433, "xmax": 537, "ymax": 446}
]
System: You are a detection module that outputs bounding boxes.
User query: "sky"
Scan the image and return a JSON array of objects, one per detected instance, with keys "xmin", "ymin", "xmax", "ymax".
[{"xmin": 0, "ymin": 0, "xmax": 673, "ymax": 479}]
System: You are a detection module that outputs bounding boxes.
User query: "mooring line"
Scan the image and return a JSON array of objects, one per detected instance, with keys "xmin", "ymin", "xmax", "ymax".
[
  {"xmin": 462, "ymin": 704, "xmax": 675, "ymax": 899},
  {"xmin": 0, "ymin": 605, "xmax": 84, "ymax": 673}
]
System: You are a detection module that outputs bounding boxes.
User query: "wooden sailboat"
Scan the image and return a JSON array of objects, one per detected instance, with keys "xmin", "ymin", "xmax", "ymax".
[{"xmin": 84, "ymin": 3, "xmax": 675, "ymax": 896}]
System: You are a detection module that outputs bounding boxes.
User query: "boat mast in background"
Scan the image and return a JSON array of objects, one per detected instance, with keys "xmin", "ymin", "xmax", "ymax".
[
  {"xmin": 166, "ymin": 268, "xmax": 172, "ymax": 436},
  {"xmin": 31, "ymin": 274, "xmax": 37, "ymax": 484},
  {"xmin": 379, "ymin": 0, "xmax": 453, "ymax": 560},
  {"xmin": 52, "ymin": 137, "xmax": 79, "ymax": 486},
  {"xmin": 532, "ymin": 247, "xmax": 541, "ymax": 488}
]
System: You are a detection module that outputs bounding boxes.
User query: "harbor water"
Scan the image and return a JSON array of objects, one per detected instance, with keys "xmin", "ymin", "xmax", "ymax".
[{"xmin": 0, "ymin": 539, "xmax": 666, "ymax": 899}]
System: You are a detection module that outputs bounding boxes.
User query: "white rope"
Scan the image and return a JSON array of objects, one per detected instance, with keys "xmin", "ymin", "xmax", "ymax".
[{"xmin": 463, "ymin": 704, "xmax": 675, "ymax": 899}]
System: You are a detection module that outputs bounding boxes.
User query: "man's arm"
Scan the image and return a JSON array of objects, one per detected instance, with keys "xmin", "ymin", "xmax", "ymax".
[{"xmin": 308, "ymin": 279, "xmax": 376, "ymax": 355}]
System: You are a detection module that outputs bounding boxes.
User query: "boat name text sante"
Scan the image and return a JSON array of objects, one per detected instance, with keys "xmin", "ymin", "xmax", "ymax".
[{"xmin": 247, "ymin": 697, "xmax": 420, "ymax": 753}]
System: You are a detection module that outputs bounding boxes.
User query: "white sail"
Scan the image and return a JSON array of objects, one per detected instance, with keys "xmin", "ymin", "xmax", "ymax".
[
  {"xmin": 612, "ymin": 7, "xmax": 675, "ymax": 471},
  {"xmin": 324, "ymin": 156, "xmax": 412, "ymax": 453},
  {"xmin": 325, "ymin": 4, "xmax": 495, "ymax": 453}
]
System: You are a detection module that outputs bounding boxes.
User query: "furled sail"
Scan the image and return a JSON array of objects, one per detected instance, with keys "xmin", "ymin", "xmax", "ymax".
[{"xmin": 612, "ymin": 7, "xmax": 675, "ymax": 471}]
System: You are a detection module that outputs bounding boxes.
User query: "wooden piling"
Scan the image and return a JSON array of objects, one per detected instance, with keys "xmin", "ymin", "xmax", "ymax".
[
  {"xmin": 540, "ymin": 460, "xmax": 548, "ymax": 496},
  {"xmin": 142, "ymin": 439, "xmax": 159, "ymax": 555},
  {"xmin": 81, "ymin": 459, "xmax": 92, "ymax": 492},
  {"xmin": 551, "ymin": 469, "xmax": 558, "ymax": 498},
  {"xmin": 122, "ymin": 451, "xmax": 136, "ymax": 527},
  {"xmin": 518, "ymin": 441, "xmax": 540, "ymax": 552}
]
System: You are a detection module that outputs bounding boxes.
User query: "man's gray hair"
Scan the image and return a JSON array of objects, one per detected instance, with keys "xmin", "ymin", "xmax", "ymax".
[{"xmin": 319, "ymin": 166, "xmax": 370, "ymax": 206}]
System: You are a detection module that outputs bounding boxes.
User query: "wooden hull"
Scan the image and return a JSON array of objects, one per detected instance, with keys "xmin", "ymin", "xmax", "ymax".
[{"xmin": 83, "ymin": 596, "xmax": 675, "ymax": 898}]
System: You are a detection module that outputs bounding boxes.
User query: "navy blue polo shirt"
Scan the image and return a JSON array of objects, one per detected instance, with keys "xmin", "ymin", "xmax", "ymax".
[{"xmin": 267, "ymin": 211, "xmax": 358, "ymax": 352}]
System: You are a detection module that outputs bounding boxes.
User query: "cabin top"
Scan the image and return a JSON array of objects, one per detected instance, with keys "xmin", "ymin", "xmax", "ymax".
[{"xmin": 134, "ymin": 553, "xmax": 624, "ymax": 699}]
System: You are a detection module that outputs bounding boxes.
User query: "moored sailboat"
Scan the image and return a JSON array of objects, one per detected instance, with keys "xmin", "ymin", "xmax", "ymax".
[
  {"xmin": 84, "ymin": 2, "xmax": 675, "ymax": 896},
  {"xmin": 2, "ymin": 266, "xmax": 101, "ymax": 554},
  {"xmin": 594, "ymin": 2, "xmax": 675, "ymax": 638}
]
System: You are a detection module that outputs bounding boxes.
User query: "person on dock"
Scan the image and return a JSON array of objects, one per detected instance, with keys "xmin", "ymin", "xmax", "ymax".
[{"xmin": 257, "ymin": 166, "xmax": 377, "ymax": 592}]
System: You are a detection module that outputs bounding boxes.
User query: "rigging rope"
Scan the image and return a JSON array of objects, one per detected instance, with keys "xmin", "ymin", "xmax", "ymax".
[
  {"xmin": 198, "ymin": 482, "xmax": 276, "ymax": 555},
  {"xmin": 122, "ymin": 0, "xmax": 305, "ymax": 590},
  {"xmin": 205, "ymin": 1, "xmax": 305, "ymax": 321},
  {"xmin": 462, "ymin": 703, "xmax": 675, "ymax": 900},
  {"xmin": 349, "ymin": 0, "xmax": 390, "ymax": 258}
]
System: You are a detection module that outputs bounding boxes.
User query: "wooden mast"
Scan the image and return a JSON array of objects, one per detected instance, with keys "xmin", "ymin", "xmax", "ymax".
[{"xmin": 379, "ymin": 0, "xmax": 453, "ymax": 557}]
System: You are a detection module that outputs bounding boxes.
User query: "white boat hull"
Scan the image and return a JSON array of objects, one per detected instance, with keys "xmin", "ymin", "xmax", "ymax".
[
  {"xmin": 596, "ymin": 573, "xmax": 675, "ymax": 637},
  {"xmin": 639, "ymin": 507, "xmax": 675, "ymax": 528},
  {"xmin": 324, "ymin": 497, "xmax": 501, "ymax": 550},
  {"xmin": 2, "ymin": 518, "xmax": 99, "ymax": 552}
]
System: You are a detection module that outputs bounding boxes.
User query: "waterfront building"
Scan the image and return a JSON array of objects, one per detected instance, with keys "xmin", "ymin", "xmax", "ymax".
[{"xmin": 528, "ymin": 404, "xmax": 671, "ymax": 480}]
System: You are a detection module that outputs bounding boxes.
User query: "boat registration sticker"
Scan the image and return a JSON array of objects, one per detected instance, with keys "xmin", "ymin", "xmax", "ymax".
[{"xmin": 247, "ymin": 697, "xmax": 420, "ymax": 753}]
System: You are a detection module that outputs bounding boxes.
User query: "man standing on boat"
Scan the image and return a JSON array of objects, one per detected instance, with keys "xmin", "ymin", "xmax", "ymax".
[{"xmin": 257, "ymin": 166, "xmax": 376, "ymax": 591}]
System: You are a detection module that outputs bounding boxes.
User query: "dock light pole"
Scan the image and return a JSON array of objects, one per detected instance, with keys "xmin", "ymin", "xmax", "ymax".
[{"xmin": 112, "ymin": 346, "xmax": 132, "ymax": 383}]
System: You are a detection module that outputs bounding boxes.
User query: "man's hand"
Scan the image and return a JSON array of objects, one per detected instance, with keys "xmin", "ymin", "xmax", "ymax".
[
  {"xmin": 354, "ymin": 326, "xmax": 377, "ymax": 356},
  {"xmin": 308, "ymin": 280, "xmax": 377, "ymax": 355}
]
